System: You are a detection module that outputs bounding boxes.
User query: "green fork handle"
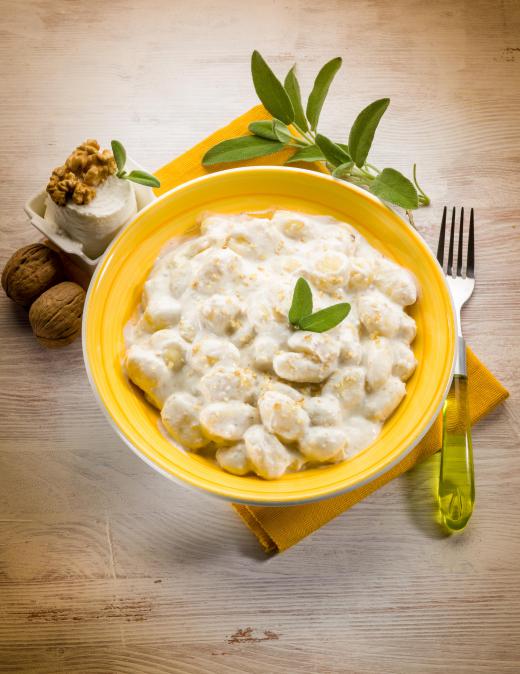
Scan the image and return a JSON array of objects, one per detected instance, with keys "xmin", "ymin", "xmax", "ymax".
[{"xmin": 438, "ymin": 340, "xmax": 475, "ymax": 531}]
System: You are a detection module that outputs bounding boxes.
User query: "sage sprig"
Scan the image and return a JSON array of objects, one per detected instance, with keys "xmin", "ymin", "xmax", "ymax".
[
  {"xmin": 299, "ymin": 304, "xmax": 351, "ymax": 333},
  {"xmin": 288, "ymin": 277, "xmax": 313, "ymax": 326},
  {"xmin": 288, "ymin": 277, "xmax": 350, "ymax": 333},
  {"xmin": 111, "ymin": 140, "xmax": 160, "ymax": 188},
  {"xmin": 201, "ymin": 52, "xmax": 430, "ymax": 211}
]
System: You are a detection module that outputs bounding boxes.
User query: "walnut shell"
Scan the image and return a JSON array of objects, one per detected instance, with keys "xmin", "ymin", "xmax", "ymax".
[
  {"xmin": 29, "ymin": 282, "xmax": 86, "ymax": 348},
  {"xmin": 2, "ymin": 243, "xmax": 64, "ymax": 307}
]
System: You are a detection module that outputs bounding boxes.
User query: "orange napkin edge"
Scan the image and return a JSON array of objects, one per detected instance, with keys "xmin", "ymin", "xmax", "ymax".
[{"xmin": 154, "ymin": 106, "xmax": 509, "ymax": 554}]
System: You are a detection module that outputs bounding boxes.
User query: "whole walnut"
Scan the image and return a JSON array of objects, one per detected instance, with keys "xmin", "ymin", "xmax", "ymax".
[
  {"xmin": 2, "ymin": 243, "xmax": 64, "ymax": 307},
  {"xmin": 29, "ymin": 282, "xmax": 86, "ymax": 348}
]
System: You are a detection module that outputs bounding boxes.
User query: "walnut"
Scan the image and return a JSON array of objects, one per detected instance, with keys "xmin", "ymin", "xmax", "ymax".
[
  {"xmin": 80, "ymin": 139, "xmax": 100, "ymax": 154},
  {"xmin": 29, "ymin": 282, "xmax": 86, "ymax": 348},
  {"xmin": 46, "ymin": 139, "xmax": 117, "ymax": 206},
  {"xmin": 1, "ymin": 243, "xmax": 64, "ymax": 307},
  {"xmin": 72, "ymin": 182, "xmax": 92, "ymax": 205},
  {"xmin": 84, "ymin": 165, "xmax": 103, "ymax": 186}
]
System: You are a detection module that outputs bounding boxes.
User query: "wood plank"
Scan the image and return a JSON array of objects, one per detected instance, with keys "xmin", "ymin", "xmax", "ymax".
[{"xmin": 0, "ymin": 0, "xmax": 519, "ymax": 671}]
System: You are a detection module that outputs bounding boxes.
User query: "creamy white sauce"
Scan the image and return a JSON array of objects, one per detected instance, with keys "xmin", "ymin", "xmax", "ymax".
[
  {"xmin": 45, "ymin": 175, "xmax": 137, "ymax": 258},
  {"xmin": 124, "ymin": 211, "xmax": 418, "ymax": 479}
]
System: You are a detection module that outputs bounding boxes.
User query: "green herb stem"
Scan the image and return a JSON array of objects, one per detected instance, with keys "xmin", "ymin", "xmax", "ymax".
[
  {"xmin": 413, "ymin": 163, "xmax": 431, "ymax": 206},
  {"xmin": 346, "ymin": 175, "xmax": 370, "ymax": 187},
  {"xmin": 288, "ymin": 136, "xmax": 309, "ymax": 148},
  {"xmin": 292, "ymin": 123, "xmax": 315, "ymax": 145},
  {"xmin": 365, "ymin": 163, "xmax": 381, "ymax": 175},
  {"xmin": 349, "ymin": 166, "xmax": 373, "ymax": 182}
]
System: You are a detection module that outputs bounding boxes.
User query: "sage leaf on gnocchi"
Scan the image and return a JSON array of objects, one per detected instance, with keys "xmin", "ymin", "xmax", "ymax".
[
  {"xmin": 288, "ymin": 276, "xmax": 350, "ymax": 333},
  {"xmin": 288, "ymin": 277, "xmax": 313, "ymax": 326},
  {"xmin": 299, "ymin": 303, "xmax": 351, "ymax": 333}
]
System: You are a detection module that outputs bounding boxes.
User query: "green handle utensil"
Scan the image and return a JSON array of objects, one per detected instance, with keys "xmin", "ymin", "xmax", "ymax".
[
  {"xmin": 438, "ymin": 372, "xmax": 475, "ymax": 531},
  {"xmin": 435, "ymin": 207, "xmax": 476, "ymax": 532}
]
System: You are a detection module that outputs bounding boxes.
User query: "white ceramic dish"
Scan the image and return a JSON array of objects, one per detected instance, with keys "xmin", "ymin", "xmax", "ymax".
[{"xmin": 24, "ymin": 156, "xmax": 156, "ymax": 273}]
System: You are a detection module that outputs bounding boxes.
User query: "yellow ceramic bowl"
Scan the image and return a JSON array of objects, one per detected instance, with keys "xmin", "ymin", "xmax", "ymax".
[{"xmin": 83, "ymin": 167, "xmax": 455, "ymax": 505}]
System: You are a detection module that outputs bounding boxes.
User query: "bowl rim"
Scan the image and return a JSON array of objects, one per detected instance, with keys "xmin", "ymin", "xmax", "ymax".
[{"xmin": 82, "ymin": 165, "xmax": 456, "ymax": 506}]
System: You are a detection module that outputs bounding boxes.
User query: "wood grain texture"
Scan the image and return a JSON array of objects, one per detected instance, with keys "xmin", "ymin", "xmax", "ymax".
[{"xmin": 1, "ymin": 0, "xmax": 519, "ymax": 672}]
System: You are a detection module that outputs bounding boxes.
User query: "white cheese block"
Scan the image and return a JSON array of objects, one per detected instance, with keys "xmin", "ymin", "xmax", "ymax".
[{"xmin": 44, "ymin": 175, "xmax": 137, "ymax": 258}]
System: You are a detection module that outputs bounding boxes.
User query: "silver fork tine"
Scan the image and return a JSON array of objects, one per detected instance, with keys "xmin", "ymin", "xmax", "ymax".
[
  {"xmin": 467, "ymin": 208, "xmax": 475, "ymax": 279},
  {"xmin": 447, "ymin": 207, "xmax": 456, "ymax": 276},
  {"xmin": 437, "ymin": 206, "xmax": 447, "ymax": 266},
  {"xmin": 457, "ymin": 207, "xmax": 464, "ymax": 276}
]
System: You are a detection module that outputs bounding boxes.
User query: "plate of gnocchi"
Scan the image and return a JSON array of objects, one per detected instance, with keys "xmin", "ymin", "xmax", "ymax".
[{"xmin": 83, "ymin": 167, "xmax": 455, "ymax": 504}]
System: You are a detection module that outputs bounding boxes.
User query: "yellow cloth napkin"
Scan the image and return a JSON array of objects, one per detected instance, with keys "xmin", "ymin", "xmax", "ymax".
[{"xmin": 155, "ymin": 106, "xmax": 509, "ymax": 554}]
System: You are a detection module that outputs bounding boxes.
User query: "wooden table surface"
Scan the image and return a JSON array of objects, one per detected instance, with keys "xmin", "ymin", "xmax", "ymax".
[{"xmin": 1, "ymin": 1, "xmax": 519, "ymax": 672}]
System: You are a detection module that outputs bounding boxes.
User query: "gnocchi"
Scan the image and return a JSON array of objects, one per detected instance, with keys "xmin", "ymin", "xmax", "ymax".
[
  {"xmin": 300, "ymin": 426, "xmax": 348, "ymax": 462},
  {"xmin": 200, "ymin": 401, "xmax": 258, "ymax": 442},
  {"xmin": 161, "ymin": 392, "xmax": 208, "ymax": 450},
  {"xmin": 125, "ymin": 211, "xmax": 418, "ymax": 479},
  {"xmin": 244, "ymin": 425, "xmax": 295, "ymax": 480},
  {"xmin": 258, "ymin": 390, "xmax": 310, "ymax": 441},
  {"xmin": 216, "ymin": 442, "xmax": 251, "ymax": 476}
]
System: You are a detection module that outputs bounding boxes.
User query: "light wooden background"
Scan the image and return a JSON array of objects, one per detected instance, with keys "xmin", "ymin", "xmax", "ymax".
[{"xmin": 1, "ymin": 1, "xmax": 519, "ymax": 672}]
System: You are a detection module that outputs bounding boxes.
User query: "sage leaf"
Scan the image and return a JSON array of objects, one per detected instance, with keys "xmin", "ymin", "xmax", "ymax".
[
  {"xmin": 315, "ymin": 134, "xmax": 351, "ymax": 167},
  {"xmin": 202, "ymin": 136, "xmax": 285, "ymax": 166},
  {"xmin": 348, "ymin": 98, "xmax": 390, "ymax": 167},
  {"xmin": 306, "ymin": 57, "xmax": 342, "ymax": 130},
  {"xmin": 272, "ymin": 119, "xmax": 295, "ymax": 144},
  {"xmin": 332, "ymin": 161, "xmax": 354, "ymax": 178},
  {"xmin": 299, "ymin": 303, "xmax": 351, "ymax": 333},
  {"xmin": 251, "ymin": 51, "xmax": 294, "ymax": 125},
  {"xmin": 288, "ymin": 277, "xmax": 313, "ymax": 326},
  {"xmin": 284, "ymin": 66, "xmax": 308, "ymax": 132},
  {"xmin": 369, "ymin": 168, "xmax": 419, "ymax": 209},
  {"xmin": 111, "ymin": 140, "xmax": 126, "ymax": 174},
  {"xmin": 285, "ymin": 145, "xmax": 325, "ymax": 164},
  {"xmin": 248, "ymin": 120, "xmax": 278, "ymax": 140},
  {"xmin": 125, "ymin": 170, "xmax": 160, "ymax": 188}
]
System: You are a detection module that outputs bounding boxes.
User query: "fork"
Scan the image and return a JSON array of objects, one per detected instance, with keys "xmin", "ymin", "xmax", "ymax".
[{"xmin": 436, "ymin": 207, "xmax": 475, "ymax": 531}]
